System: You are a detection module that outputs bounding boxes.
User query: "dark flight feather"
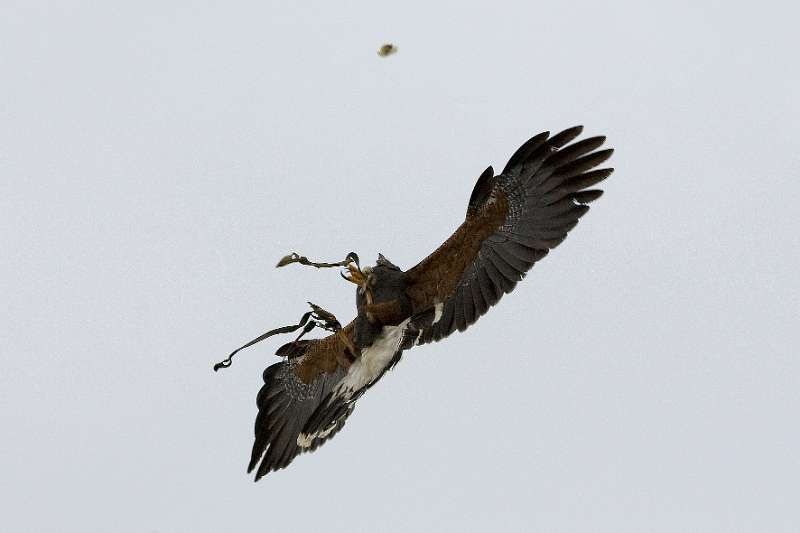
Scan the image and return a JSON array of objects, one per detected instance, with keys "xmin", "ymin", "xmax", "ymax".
[
  {"xmin": 234, "ymin": 126, "xmax": 613, "ymax": 479},
  {"xmin": 405, "ymin": 126, "xmax": 613, "ymax": 346}
]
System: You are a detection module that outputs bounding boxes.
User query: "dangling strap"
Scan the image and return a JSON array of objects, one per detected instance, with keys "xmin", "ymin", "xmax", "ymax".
[
  {"xmin": 213, "ymin": 311, "xmax": 316, "ymax": 372},
  {"xmin": 276, "ymin": 251, "xmax": 359, "ymax": 269}
]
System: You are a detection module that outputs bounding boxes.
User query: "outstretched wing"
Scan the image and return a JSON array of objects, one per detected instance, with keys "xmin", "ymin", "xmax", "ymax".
[
  {"xmin": 248, "ymin": 322, "xmax": 356, "ymax": 480},
  {"xmin": 405, "ymin": 126, "xmax": 613, "ymax": 345}
]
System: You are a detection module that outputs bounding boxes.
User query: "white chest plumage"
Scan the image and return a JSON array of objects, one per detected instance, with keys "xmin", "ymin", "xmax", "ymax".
[{"xmin": 335, "ymin": 317, "xmax": 412, "ymax": 396}]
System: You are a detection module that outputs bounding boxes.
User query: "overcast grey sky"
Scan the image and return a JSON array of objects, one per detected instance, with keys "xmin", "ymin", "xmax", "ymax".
[{"xmin": 2, "ymin": 1, "xmax": 799, "ymax": 532}]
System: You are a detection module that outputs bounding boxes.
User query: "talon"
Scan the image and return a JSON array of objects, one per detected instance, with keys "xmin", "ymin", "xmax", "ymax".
[
  {"xmin": 340, "ymin": 258, "xmax": 373, "ymax": 304},
  {"xmin": 345, "ymin": 252, "xmax": 360, "ymax": 268},
  {"xmin": 343, "ymin": 263, "xmax": 366, "ymax": 286},
  {"xmin": 305, "ymin": 301, "xmax": 360, "ymax": 359},
  {"xmin": 307, "ymin": 302, "xmax": 342, "ymax": 332}
]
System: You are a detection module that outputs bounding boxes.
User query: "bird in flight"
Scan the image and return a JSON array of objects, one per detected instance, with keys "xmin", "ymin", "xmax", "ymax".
[{"xmin": 215, "ymin": 125, "xmax": 613, "ymax": 480}]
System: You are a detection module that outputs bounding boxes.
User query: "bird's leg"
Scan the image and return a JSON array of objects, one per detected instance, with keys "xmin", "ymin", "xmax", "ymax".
[
  {"xmin": 339, "ymin": 258, "xmax": 375, "ymax": 306},
  {"xmin": 307, "ymin": 302, "xmax": 360, "ymax": 359},
  {"xmin": 306, "ymin": 302, "xmax": 342, "ymax": 332},
  {"xmin": 340, "ymin": 263, "xmax": 372, "ymax": 303}
]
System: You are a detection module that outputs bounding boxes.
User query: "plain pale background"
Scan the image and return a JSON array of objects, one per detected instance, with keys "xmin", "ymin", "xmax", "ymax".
[{"xmin": 2, "ymin": 1, "xmax": 798, "ymax": 531}]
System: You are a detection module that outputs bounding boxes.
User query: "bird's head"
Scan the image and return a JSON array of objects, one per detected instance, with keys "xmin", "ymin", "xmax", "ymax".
[{"xmin": 375, "ymin": 253, "xmax": 401, "ymax": 271}]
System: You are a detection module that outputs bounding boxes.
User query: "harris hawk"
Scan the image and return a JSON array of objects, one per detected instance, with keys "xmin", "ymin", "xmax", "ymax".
[{"xmin": 216, "ymin": 125, "xmax": 614, "ymax": 480}]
